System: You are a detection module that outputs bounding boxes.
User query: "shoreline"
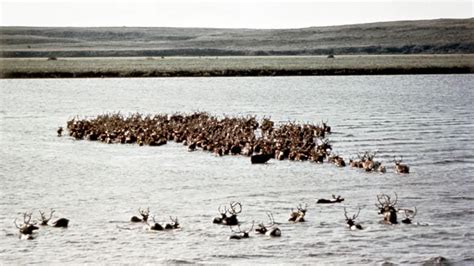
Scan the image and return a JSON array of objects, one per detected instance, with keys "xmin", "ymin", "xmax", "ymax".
[
  {"xmin": 1, "ymin": 55, "xmax": 472, "ymax": 79},
  {"xmin": 2, "ymin": 66, "xmax": 472, "ymax": 79}
]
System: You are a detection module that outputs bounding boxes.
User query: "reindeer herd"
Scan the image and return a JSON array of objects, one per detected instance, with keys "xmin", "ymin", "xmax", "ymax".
[
  {"xmin": 64, "ymin": 112, "xmax": 410, "ymax": 174},
  {"xmin": 13, "ymin": 209, "xmax": 69, "ymax": 240},
  {"xmin": 13, "ymin": 193, "xmax": 417, "ymax": 241},
  {"xmin": 11, "ymin": 113, "xmax": 414, "ymax": 240}
]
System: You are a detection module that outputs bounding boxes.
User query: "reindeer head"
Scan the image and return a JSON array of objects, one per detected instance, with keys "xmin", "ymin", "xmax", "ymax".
[
  {"xmin": 344, "ymin": 207, "xmax": 363, "ymax": 230},
  {"xmin": 256, "ymin": 212, "xmax": 281, "ymax": 237},
  {"xmin": 38, "ymin": 208, "xmax": 55, "ymax": 226},
  {"xmin": 376, "ymin": 193, "xmax": 399, "ymax": 224},
  {"xmin": 394, "ymin": 156, "xmax": 410, "ymax": 174},
  {"xmin": 147, "ymin": 215, "xmax": 164, "ymax": 231},
  {"xmin": 401, "ymin": 207, "xmax": 417, "ymax": 224},
  {"xmin": 229, "ymin": 221, "xmax": 254, "ymax": 240},
  {"xmin": 139, "ymin": 207, "xmax": 150, "ymax": 222},
  {"xmin": 289, "ymin": 203, "xmax": 307, "ymax": 222},
  {"xmin": 14, "ymin": 212, "xmax": 39, "ymax": 236},
  {"xmin": 213, "ymin": 205, "xmax": 228, "ymax": 224},
  {"xmin": 224, "ymin": 201, "xmax": 242, "ymax": 226},
  {"xmin": 165, "ymin": 216, "xmax": 180, "ymax": 229}
]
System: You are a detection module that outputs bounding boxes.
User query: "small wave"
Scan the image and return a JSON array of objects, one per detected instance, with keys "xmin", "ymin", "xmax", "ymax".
[{"xmin": 164, "ymin": 259, "xmax": 194, "ymax": 264}]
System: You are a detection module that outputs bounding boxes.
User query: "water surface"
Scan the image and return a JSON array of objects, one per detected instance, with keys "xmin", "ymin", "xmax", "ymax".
[{"xmin": 0, "ymin": 75, "xmax": 473, "ymax": 264}]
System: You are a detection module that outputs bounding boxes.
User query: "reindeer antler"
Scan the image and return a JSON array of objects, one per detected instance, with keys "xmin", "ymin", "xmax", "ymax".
[
  {"xmin": 391, "ymin": 192, "xmax": 398, "ymax": 206},
  {"xmin": 297, "ymin": 203, "xmax": 308, "ymax": 212},
  {"xmin": 343, "ymin": 207, "xmax": 349, "ymax": 220},
  {"xmin": 353, "ymin": 208, "xmax": 361, "ymax": 220},
  {"xmin": 14, "ymin": 218, "xmax": 21, "ymax": 229},
  {"xmin": 169, "ymin": 216, "xmax": 178, "ymax": 224},
  {"xmin": 229, "ymin": 201, "xmax": 242, "ymax": 215},
  {"xmin": 404, "ymin": 207, "xmax": 417, "ymax": 218},
  {"xmin": 246, "ymin": 221, "xmax": 255, "ymax": 233},
  {"xmin": 139, "ymin": 207, "xmax": 150, "ymax": 215},
  {"xmin": 218, "ymin": 205, "xmax": 227, "ymax": 215},
  {"xmin": 266, "ymin": 212, "xmax": 276, "ymax": 226},
  {"xmin": 23, "ymin": 212, "xmax": 33, "ymax": 225}
]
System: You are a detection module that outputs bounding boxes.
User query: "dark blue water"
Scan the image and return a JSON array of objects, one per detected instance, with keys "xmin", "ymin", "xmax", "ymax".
[{"xmin": 1, "ymin": 75, "xmax": 473, "ymax": 264}]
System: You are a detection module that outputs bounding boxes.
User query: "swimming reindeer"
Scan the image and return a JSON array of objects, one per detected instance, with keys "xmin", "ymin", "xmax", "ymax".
[
  {"xmin": 394, "ymin": 156, "xmax": 410, "ymax": 174},
  {"xmin": 164, "ymin": 216, "xmax": 180, "ymax": 229},
  {"xmin": 14, "ymin": 212, "xmax": 39, "ymax": 240},
  {"xmin": 288, "ymin": 203, "xmax": 307, "ymax": 223},
  {"xmin": 255, "ymin": 212, "xmax": 281, "ymax": 237},
  {"xmin": 401, "ymin": 207, "xmax": 417, "ymax": 224},
  {"xmin": 146, "ymin": 215, "xmax": 164, "ymax": 231},
  {"xmin": 131, "ymin": 207, "xmax": 150, "ymax": 223},
  {"xmin": 344, "ymin": 207, "xmax": 363, "ymax": 230},
  {"xmin": 229, "ymin": 221, "xmax": 254, "ymax": 240},
  {"xmin": 38, "ymin": 208, "xmax": 55, "ymax": 226},
  {"xmin": 317, "ymin": 194, "xmax": 344, "ymax": 204},
  {"xmin": 213, "ymin": 201, "xmax": 242, "ymax": 226},
  {"xmin": 376, "ymin": 193, "xmax": 399, "ymax": 224},
  {"xmin": 37, "ymin": 208, "xmax": 68, "ymax": 228},
  {"xmin": 52, "ymin": 217, "xmax": 69, "ymax": 228}
]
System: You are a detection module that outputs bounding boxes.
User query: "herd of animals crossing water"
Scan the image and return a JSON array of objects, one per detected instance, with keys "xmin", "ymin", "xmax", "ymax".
[
  {"xmin": 62, "ymin": 112, "xmax": 409, "ymax": 173},
  {"xmin": 13, "ymin": 112, "xmax": 417, "ymax": 241},
  {"xmin": 14, "ymin": 193, "xmax": 418, "ymax": 241}
]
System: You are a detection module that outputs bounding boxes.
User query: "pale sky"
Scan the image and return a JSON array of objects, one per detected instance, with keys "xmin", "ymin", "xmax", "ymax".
[{"xmin": 0, "ymin": 0, "xmax": 472, "ymax": 29}]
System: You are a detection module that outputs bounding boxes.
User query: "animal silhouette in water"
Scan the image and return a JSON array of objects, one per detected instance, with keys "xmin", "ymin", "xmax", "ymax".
[{"xmin": 344, "ymin": 207, "xmax": 363, "ymax": 230}]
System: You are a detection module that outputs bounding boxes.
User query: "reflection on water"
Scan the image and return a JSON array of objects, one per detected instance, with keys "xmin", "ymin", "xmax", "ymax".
[{"xmin": 0, "ymin": 75, "xmax": 473, "ymax": 264}]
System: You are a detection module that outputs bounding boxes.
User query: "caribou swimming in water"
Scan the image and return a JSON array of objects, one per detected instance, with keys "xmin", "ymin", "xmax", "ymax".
[
  {"xmin": 288, "ymin": 203, "xmax": 307, "ymax": 223},
  {"xmin": 255, "ymin": 212, "xmax": 281, "ymax": 237},
  {"xmin": 317, "ymin": 194, "xmax": 344, "ymax": 204},
  {"xmin": 344, "ymin": 207, "xmax": 363, "ymax": 230},
  {"xmin": 376, "ymin": 193, "xmax": 399, "ymax": 224},
  {"xmin": 229, "ymin": 221, "xmax": 254, "ymax": 240},
  {"xmin": 394, "ymin": 156, "xmax": 410, "ymax": 174},
  {"xmin": 14, "ymin": 212, "xmax": 39, "ymax": 240},
  {"xmin": 213, "ymin": 201, "xmax": 242, "ymax": 226}
]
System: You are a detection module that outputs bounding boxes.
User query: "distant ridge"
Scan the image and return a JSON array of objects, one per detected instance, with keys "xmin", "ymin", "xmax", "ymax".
[{"xmin": 1, "ymin": 18, "xmax": 473, "ymax": 57}]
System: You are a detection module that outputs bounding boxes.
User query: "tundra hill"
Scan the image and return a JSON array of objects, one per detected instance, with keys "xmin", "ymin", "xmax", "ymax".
[{"xmin": 1, "ymin": 18, "xmax": 473, "ymax": 57}]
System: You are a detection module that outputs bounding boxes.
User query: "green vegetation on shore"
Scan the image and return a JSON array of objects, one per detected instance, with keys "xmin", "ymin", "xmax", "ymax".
[{"xmin": 1, "ymin": 55, "xmax": 472, "ymax": 78}]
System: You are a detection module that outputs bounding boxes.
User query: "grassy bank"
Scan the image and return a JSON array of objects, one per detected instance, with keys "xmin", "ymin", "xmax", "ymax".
[{"xmin": 1, "ymin": 55, "xmax": 473, "ymax": 78}]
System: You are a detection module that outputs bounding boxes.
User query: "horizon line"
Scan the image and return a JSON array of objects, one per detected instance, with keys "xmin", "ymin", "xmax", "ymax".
[{"xmin": 1, "ymin": 17, "xmax": 472, "ymax": 30}]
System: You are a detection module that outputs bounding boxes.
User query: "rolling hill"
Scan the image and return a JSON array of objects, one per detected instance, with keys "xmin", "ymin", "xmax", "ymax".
[{"xmin": 0, "ymin": 18, "xmax": 473, "ymax": 57}]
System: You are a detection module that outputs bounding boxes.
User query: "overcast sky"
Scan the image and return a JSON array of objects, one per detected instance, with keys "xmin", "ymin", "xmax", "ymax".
[{"xmin": 1, "ymin": 0, "xmax": 472, "ymax": 28}]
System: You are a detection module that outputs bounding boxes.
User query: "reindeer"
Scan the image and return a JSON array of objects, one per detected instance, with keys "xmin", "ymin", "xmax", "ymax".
[
  {"xmin": 38, "ymin": 208, "xmax": 55, "ymax": 226},
  {"xmin": 401, "ymin": 207, "xmax": 417, "ymax": 224},
  {"xmin": 376, "ymin": 193, "xmax": 399, "ymax": 224},
  {"xmin": 255, "ymin": 212, "xmax": 281, "ymax": 237},
  {"xmin": 251, "ymin": 153, "xmax": 272, "ymax": 164},
  {"xmin": 394, "ymin": 156, "xmax": 410, "ymax": 174},
  {"xmin": 223, "ymin": 201, "xmax": 242, "ymax": 226},
  {"xmin": 164, "ymin": 216, "xmax": 180, "ymax": 229},
  {"xmin": 362, "ymin": 152, "xmax": 377, "ymax": 172},
  {"xmin": 328, "ymin": 154, "xmax": 346, "ymax": 167},
  {"xmin": 322, "ymin": 120, "xmax": 331, "ymax": 134},
  {"xmin": 14, "ymin": 212, "xmax": 39, "ymax": 239},
  {"xmin": 213, "ymin": 202, "xmax": 242, "ymax": 226},
  {"xmin": 344, "ymin": 207, "xmax": 363, "ymax": 230},
  {"xmin": 213, "ymin": 205, "xmax": 228, "ymax": 224},
  {"xmin": 317, "ymin": 194, "xmax": 344, "ymax": 204},
  {"xmin": 146, "ymin": 215, "xmax": 164, "ymax": 231},
  {"xmin": 52, "ymin": 218, "xmax": 69, "ymax": 228},
  {"xmin": 131, "ymin": 207, "xmax": 150, "ymax": 223},
  {"xmin": 229, "ymin": 221, "xmax": 254, "ymax": 240},
  {"xmin": 288, "ymin": 203, "xmax": 307, "ymax": 222}
]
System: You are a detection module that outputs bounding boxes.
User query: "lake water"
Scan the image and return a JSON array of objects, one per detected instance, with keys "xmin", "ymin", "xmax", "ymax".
[{"xmin": 0, "ymin": 75, "xmax": 473, "ymax": 264}]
